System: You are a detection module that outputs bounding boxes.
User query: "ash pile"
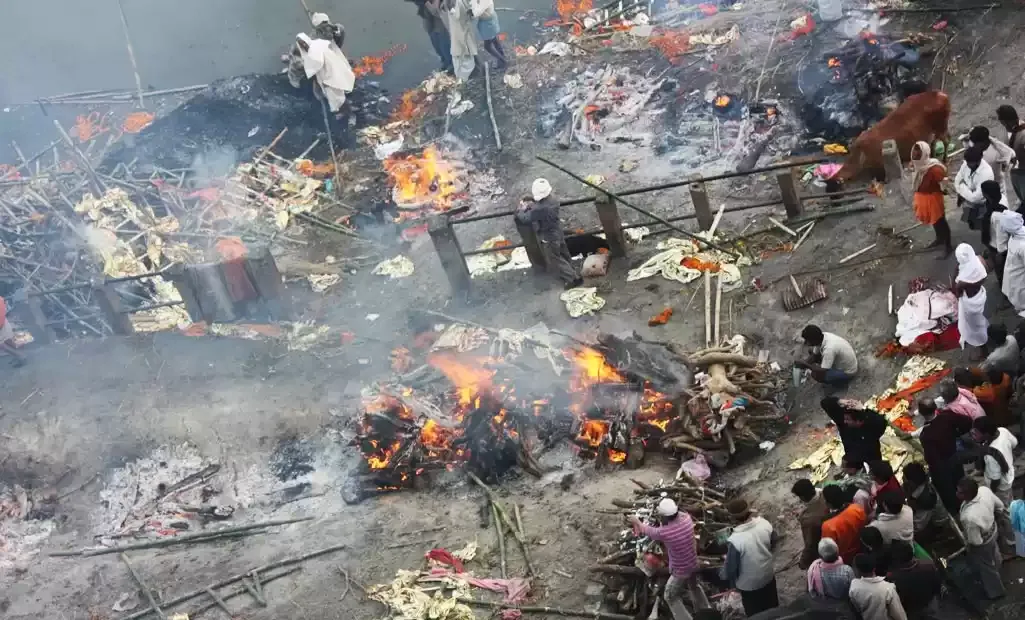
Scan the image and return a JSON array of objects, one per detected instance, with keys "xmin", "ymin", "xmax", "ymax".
[
  {"xmin": 341, "ymin": 316, "xmax": 788, "ymax": 504},
  {"xmin": 101, "ymin": 74, "xmax": 391, "ymax": 173}
]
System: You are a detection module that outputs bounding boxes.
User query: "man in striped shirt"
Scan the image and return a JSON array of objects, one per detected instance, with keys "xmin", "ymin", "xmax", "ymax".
[{"xmin": 630, "ymin": 499, "xmax": 708, "ymax": 620}]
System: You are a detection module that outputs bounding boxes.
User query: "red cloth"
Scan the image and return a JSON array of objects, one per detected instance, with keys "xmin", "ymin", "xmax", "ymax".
[{"xmin": 425, "ymin": 548, "xmax": 464, "ymax": 573}]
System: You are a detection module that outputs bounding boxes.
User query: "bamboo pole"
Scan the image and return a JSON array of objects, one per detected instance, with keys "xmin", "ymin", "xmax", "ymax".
[
  {"xmin": 493, "ymin": 502, "xmax": 507, "ymax": 579},
  {"xmin": 121, "ymin": 544, "xmax": 346, "ymax": 620},
  {"xmin": 116, "ymin": 0, "xmax": 146, "ymax": 108},
  {"xmin": 458, "ymin": 598, "xmax": 634, "ymax": 620},
  {"xmin": 121, "ymin": 553, "xmax": 168, "ymax": 620},
  {"xmin": 467, "ymin": 472, "xmax": 534, "ymax": 575},
  {"xmin": 319, "ymin": 99, "xmax": 343, "ymax": 195},
  {"xmin": 714, "ymin": 273, "xmax": 723, "ymax": 344},
  {"xmin": 703, "ymin": 271, "xmax": 712, "ymax": 347},
  {"xmin": 839, "ymin": 243, "xmax": 877, "ymax": 264},
  {"xmin": 537, "ymin": 156, "xmax": 739, "ymax": 257},
  {"xmin": 52, "ymin": 517, "xmax": 312, "ymax": 557},
  {"xmin": 483, "ymin": 61, "xmax": 502, "ymax": 150},
  {"xmin": 792, "ymin": 220, "xmax": 816, "ymax": 250}
]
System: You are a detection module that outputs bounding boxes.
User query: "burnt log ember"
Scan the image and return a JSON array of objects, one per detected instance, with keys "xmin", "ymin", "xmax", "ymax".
[
  {"xmin": 595, "ymin": 333, "xmax": 694, "ymax": 396},
  {"xmin": 102, "ymin": 74, "xmax": 390, "ymax": 172}
]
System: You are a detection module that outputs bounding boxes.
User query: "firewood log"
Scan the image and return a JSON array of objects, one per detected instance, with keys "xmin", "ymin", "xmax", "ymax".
[{"xmin": 690, "ymin": 352, "xmax": 758, "ymax": 368}]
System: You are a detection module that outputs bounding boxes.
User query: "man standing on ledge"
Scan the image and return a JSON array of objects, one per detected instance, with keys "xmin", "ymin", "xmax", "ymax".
[
  {"xmin": 796, "ymin": 325, "xmax": 858, "ymax": 387},
  {"xmin": 515, "ymin": 179, "xmax": 583, "ymax": 289}
]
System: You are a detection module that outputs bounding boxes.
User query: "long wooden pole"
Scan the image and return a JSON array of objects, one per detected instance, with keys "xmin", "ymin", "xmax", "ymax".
[
  {"xmin": 536, "ymin": 156, "xmax": 739, "ymax": 257},
  {"xmin": 121, "ymin": 553, "xmax": 168, "ymax": 620},
  {"xmin": 116, "ymin": 0, "xmax": 145, "ymax": 108},
  {"xmin": 320, "ymin": 99, "xmax": 343, "ymax": 196}
]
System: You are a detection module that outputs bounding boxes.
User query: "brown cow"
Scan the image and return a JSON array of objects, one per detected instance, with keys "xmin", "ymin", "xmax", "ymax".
[{"xmin": 829, "ymin": 90, "xmax": 951, "ymax": 187}]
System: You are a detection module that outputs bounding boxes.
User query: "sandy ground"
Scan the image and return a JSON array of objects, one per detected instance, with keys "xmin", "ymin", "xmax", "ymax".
[{"xmin": 6, "ymin": 2, "xmax": 1025, "ymax": 620}]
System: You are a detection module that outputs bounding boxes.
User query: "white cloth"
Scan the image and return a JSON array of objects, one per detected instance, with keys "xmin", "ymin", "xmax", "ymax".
[
  {"xmin": 961, "ymin": 486, "xmax": 1005, "ymax": 545},
  {"xmin": 983, "ymin": 139, "xmax": 1016, "ymax": 194},
  {"xmin": 311, "ymin": 12, "xmax": 330, "ymax": 26},
  {"xmin": 991, "ymin": 209, "xmax": 1011, "ymax": 252},
  {"xmin": 956, "ymin": 243, "xmax": 988, "ymax": 283},
  {"xmin": 958, "ymin": 287, "xmax": 989, "ymax": 348},
  {"xmin": 820, "ymin": 332, "xmax": 858, "ymax": 374},
  {"xmin": 1004, "ymin": 217, "xmax": 1025, "ymax": 316},
  {"xmin": 470, "ymin": 0, "xmax": 495, "ymax": 18},
  {"xmin": 955, "ymin": 159, "xmax": 995, "ymax": 204},
  {"xmin": 894, "ymin": 289, "xmax": 958, "ymax": 346},
  {"xmin": 532, "ymin": 178, "xmax": 552, "ymax": 201},
  {"xmin": 984, "ymin": 427, "xmax": 1018, "ymax": 489},
  {"xmin": 297, "ymin": 33, "xmax": 355, "ymax": 112},
  {"xmin": 448, "ymin": 0, "xmax": 479, "ymax": 81}
]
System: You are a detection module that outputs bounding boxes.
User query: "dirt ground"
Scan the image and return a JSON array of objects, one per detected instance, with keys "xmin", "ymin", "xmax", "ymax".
[{"xmin": 7, "ymin": 2, "xmax": 1025, "ymax": 620}]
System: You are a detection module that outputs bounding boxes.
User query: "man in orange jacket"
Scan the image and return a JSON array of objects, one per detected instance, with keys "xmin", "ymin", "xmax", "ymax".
[{"xmin": 821, "ymin": 484, "xmax": 867, "ymax": 563}]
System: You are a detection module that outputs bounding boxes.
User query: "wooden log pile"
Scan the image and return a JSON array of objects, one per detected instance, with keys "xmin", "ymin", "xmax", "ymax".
[
  {"xmin": 0, "ymin": 122, "xmax": 362, "ymax": 339},
  {"xmin": 590, "ymin": 474, "xmax": 731, "ymax": 619}
]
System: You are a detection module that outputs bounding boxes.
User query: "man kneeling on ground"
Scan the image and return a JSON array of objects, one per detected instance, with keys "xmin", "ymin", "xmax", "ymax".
[{"xmin": 796, "ymin": 325, "xmax": 858, "ymax": 387}]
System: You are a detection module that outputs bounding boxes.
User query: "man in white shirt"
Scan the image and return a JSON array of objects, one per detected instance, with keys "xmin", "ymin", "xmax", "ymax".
[
  {"xmin": 957, "ymin": 478, "xmax": 1006, "ymax": 599},
  {"xmin": 956, "ymin": 146, "xmax": 996, "ymax": 230},
  {"xmin": 972, "ymin": 417, "xmax": 1017, "ymax": 505},
  {"xmin": 796, "ymin": 324, "xmax": 858, "ymax": 387},
  {"xmin": 868, "ymin": 489, "xmax": 914, "ymax": 545},
  {"xmin": 849, "ymin": 553, "xmax": 907, "ymax": 620},
  {"xmin": 962, "ymin": 126, "xmax": 1016, "ymax": 194}
]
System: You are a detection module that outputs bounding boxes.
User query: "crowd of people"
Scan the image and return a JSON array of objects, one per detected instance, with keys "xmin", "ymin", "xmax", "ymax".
[{"xmin": 408, "ymin": 0, "xmax": 507, "ymax": 80}]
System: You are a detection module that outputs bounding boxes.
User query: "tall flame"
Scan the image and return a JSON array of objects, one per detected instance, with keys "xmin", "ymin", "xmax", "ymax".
[
  {"xmin": 427, "ymin": 352, "xmax": 497, "ymax": 409},
  {"xmin": 384, "ymin": 146, "xmax": 459, "ymax": 210}
]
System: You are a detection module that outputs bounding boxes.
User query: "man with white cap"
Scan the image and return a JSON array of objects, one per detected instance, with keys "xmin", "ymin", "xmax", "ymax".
[
  {"xmin": 1001, "ymin": 210, "xmax": 1025, "ymax": 316},
  {"xmin": 311, "ymin": 12, "xmax": 346, "ymax": 49},
  {"xmin": 516, "ymin": 178, "xmax": 583, "ymax": 288},
  {"xmin": 629, "ymin": 498, "xmax": 708, "ymax": 620}
]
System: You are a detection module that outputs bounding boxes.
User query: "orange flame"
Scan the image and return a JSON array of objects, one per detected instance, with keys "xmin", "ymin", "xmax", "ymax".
[
  {"xmin": 557, "ymin": 0, "xmax": 593, "ymax": 20},
  {"xmin": 353, "ymin": 43, "xmax": 408, "ymax": 77},
  {"xmin": 609, "ymin": 450, "xmax": 627, "ymax": 463},
  {"xmin": 578, "ymin": 419, "xmax": 610, "ymax": 447},
  {"xmin": 421, "ymin": 419, "xmax": 455, "ymax": 450},
  {"xmin": 427, "ymin": 351, "xmax": 497, "ymax": 409},
  {"xmin": 392, "ymin": 89, "xmax": 423, "ymax": 123},
  {"xmin": 714, "ymin": 95, "xmax": 731, "ymax": 108},
  {"xmin": 367, "ymin": 439, "xmax": 402, "ymax": 469},
  {"xmin": 828, "ymin": 57, "xmax": 841, "ymax": 68},
  {"xmin": 569, "ymin": 347, "xmax": 626, "ymax": 388},
  {"xmin": 384, "ymin": 146, "xmax": 460, "ymax": 210}
]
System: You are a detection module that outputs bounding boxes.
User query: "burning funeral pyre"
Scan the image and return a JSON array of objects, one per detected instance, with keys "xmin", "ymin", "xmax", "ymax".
[{"xmin": 344, "ymin": 321, "xmax": 787, "ymax": 503}]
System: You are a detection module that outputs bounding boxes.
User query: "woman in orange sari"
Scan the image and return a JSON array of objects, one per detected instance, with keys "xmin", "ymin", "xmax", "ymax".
[{"xmin": 911, "ymin": 141, "xmax": 952, "ymax": 257}]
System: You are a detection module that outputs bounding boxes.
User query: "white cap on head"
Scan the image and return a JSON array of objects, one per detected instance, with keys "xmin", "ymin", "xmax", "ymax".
[
  {"xmin": 531, "ymin": 178, "xmax": 552, "ymax": 201},
  {"xmin": 656, "ymin": 498, "xmax": 678, "ymax": 517},
  {"xmin": 311, "ymin": 12, "xmax": 330, "ymax": 26}
]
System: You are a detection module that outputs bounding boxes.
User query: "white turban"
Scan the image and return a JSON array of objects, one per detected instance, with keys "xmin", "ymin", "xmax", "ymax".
[
  {"xmin": 955, "ymin": 243, "xmax": 987, "ymax": 284},
  {"xmin": 656, "ymin": 498, "xmax": 679, "ymax": 517},
  {"xmin": 311, "ymin": 12, "xmax": 330, "ymax": 26},
  {"xmin": 531, "ymin": 178, "xmax": 552, "ymax": 202},
  {"xmin": 1001, "ymin": 210, "xmax": 1025, "ymax": 236}
]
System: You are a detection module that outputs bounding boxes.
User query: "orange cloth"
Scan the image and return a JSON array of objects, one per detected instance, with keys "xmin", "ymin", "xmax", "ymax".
[
  {"xmin": 913, "ymin": 167, "xmax": 946, "ymax": 225},
  {"xmin": 821, "ymin": 504, "xmax": 867, "ymax": 564},
  {"xmin": 971, "ymin": 368, "xmax": 1013, "ymax": 427},
  {"xmin": 876, "ymin": 368, "xmax": 951, "ymax": 411},
  {"xmin": 0, "ymin": 296, "xmax": 7, "ymax": 327}
]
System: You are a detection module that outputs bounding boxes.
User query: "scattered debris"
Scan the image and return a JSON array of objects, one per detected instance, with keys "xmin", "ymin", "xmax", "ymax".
[
  {"xmin": 560, "ymin": 287, "xmax": 606, "ymax": 317},
  {"xmin": 373, "ymin": 255, "xmax": 415, "ymax": 279}
]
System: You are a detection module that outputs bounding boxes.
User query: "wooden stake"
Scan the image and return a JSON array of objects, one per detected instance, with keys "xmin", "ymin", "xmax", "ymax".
[
  {"xmin": 483, "ymin": 61, "xmax": 503, "ymax": 150},
  {"xmin": 708, "ymin": 203, "xmax": 725, "ymax": 237},
  {"xmin": 703, "ymin": 271, "xmax": 712, "ymax": 347},
  {"xmin": 888, "ymin": 284, "xmax": 894, "ymax": 315},
  {"xmin": 121, "ymin": 553, "xmax": 168, "ymax": 620},
  {"xmin": 116, "ymin": 0, "xmax": 146, "ymax": 108},
  {"xmin": 839, "ymin": 243, "xmax": 877, "ymax": 264},
  {"xmin": 52, "ymin": 120, "xmax": 107, "ymax": 196},
  {"xmin": 768, "ymin": 217, "xmax": 798, "ymax": 237},
  {"xmin": 792, "ymin": 220, "xmax": 816, "ymax": 250},
  {"xmin": 714, "ymin": 273, "xmax": 723, "ymax": 344},
  {"xmin": 789, "ymin": 275, "xmax": 803, "ymax": 298}
]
